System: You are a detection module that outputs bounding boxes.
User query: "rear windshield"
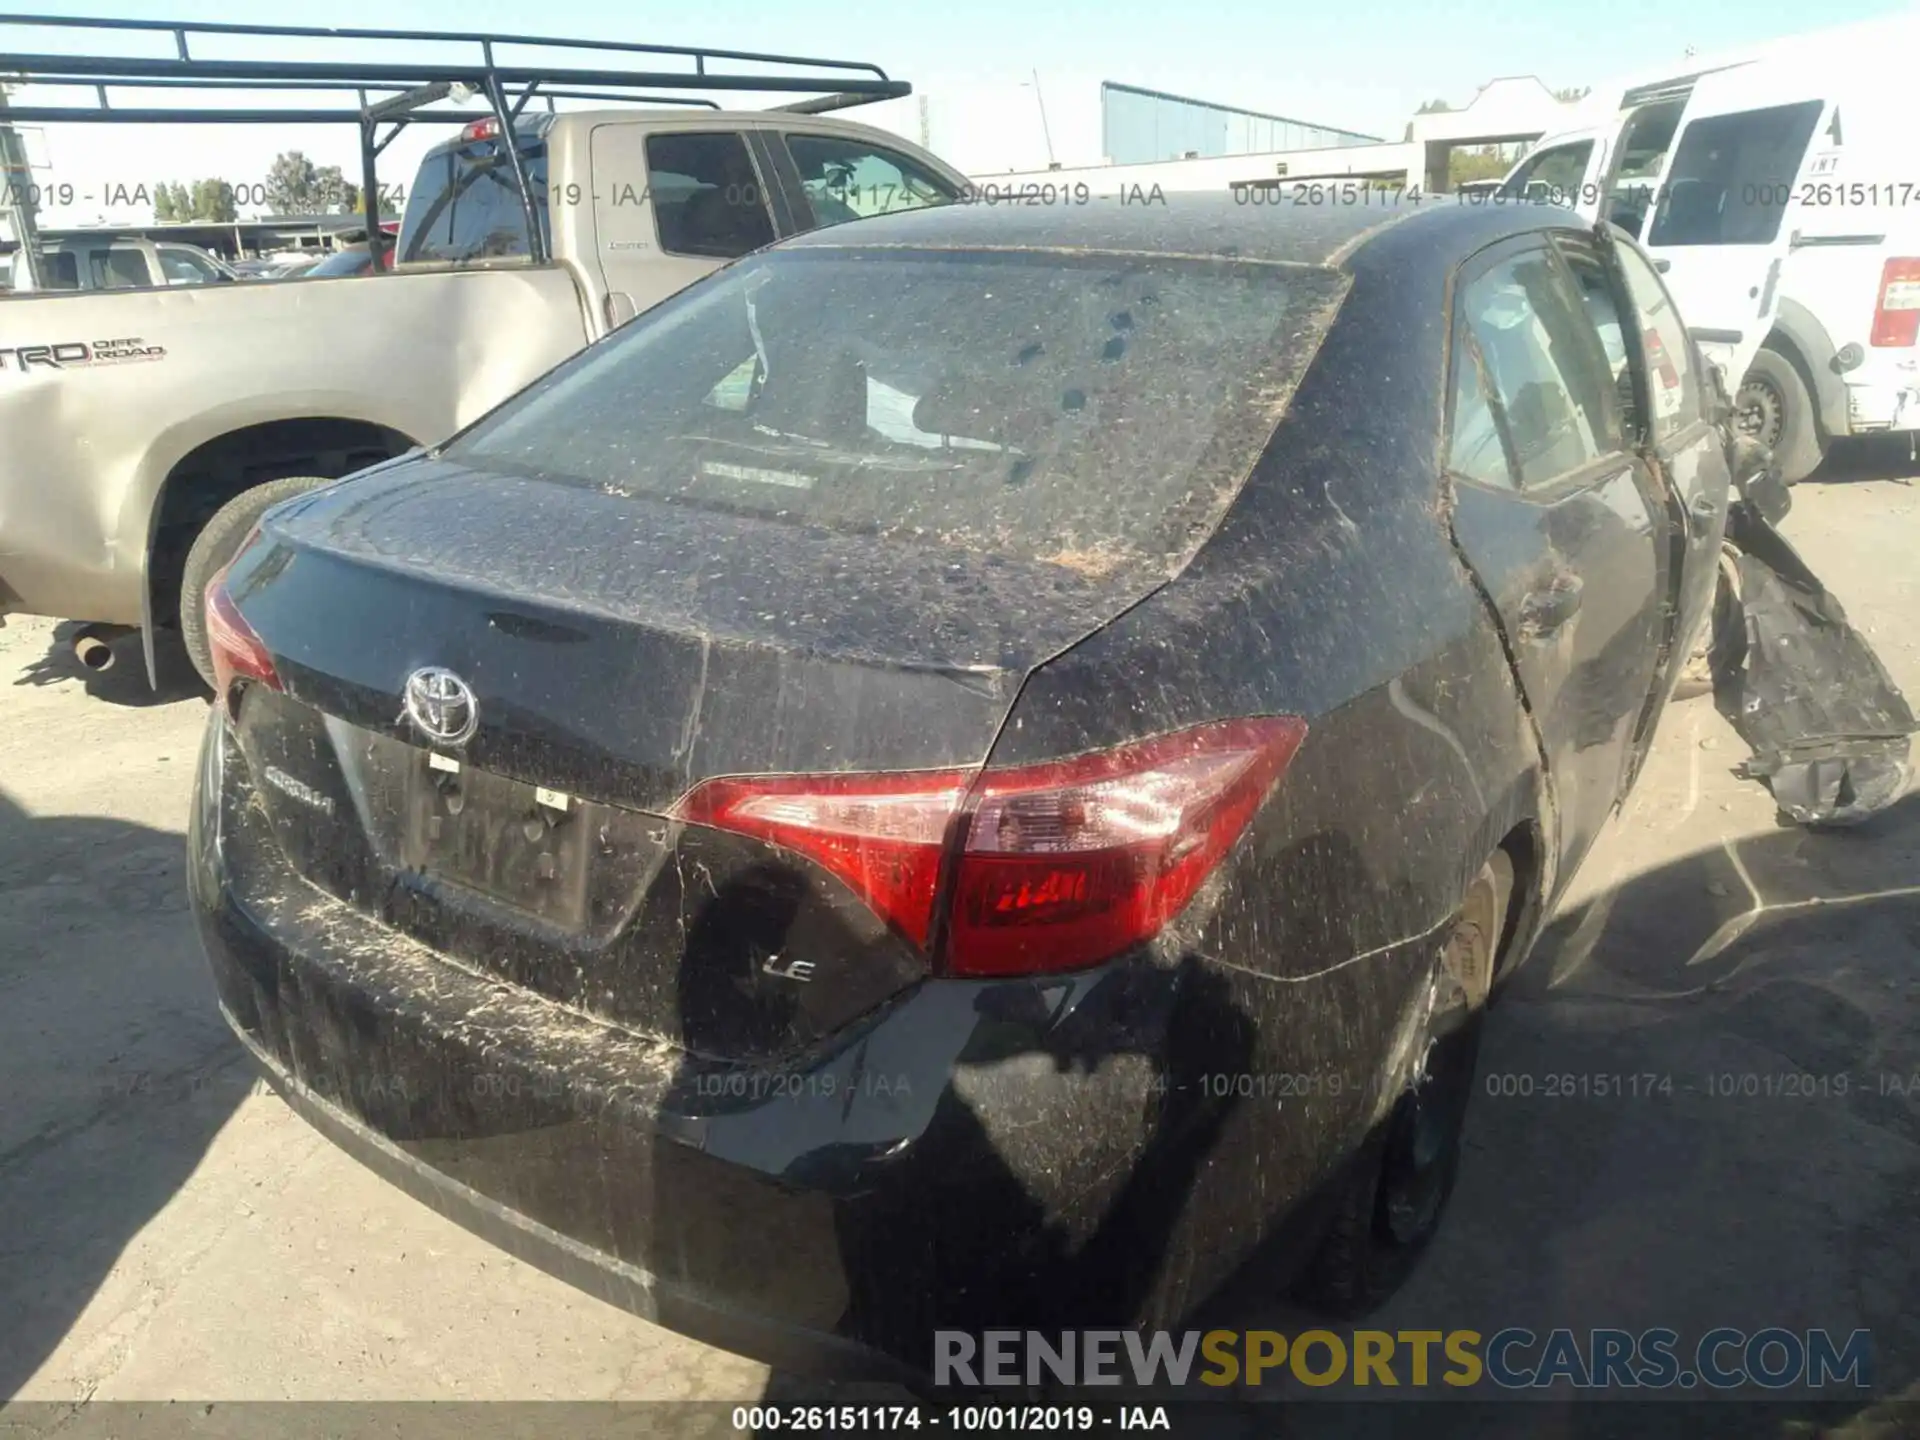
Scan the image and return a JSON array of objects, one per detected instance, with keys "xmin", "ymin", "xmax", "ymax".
[
  {"xmin": 447, "ymin": 248, "xmax": 1345, "ymax": 577},
  {"xmin": 397, "ymin": 135, "xmax": 547, "ymax": 265}
]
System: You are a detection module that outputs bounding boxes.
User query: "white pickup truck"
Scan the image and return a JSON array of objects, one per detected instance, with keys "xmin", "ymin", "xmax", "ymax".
[
  {"xmin": 0, "ymin": 15, "xmax": 966, "ymax": 687},
  {"xmin": 5, "ymin": 233, "xmax": 241, "ymax": 291}
]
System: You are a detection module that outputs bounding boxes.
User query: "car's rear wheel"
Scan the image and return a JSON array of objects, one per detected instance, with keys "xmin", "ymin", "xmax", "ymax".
[
  {"xmin": 1737, "ymin": 348, "xmax": 1824, "ymax": 486},
  {"xmin": 179, "ymin": 476, "xmax": 335, "ymax": 691},
  {"xmin": 1297, "ymin": 849, "xmax": 1511, "ymax": 1318}
]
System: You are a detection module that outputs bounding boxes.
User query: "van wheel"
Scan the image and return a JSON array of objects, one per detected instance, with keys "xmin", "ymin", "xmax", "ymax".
[
  {"xmin": 179, "ymin": 476, "xmax": 335, "ymax": 691},
  {"xmin": 1737, "ymin": 348, "xmax": 1824, "ymax": 486},
  {"xmin": 1297, "ymin": 850, "xmax": 1511, "ymax": 1318}
]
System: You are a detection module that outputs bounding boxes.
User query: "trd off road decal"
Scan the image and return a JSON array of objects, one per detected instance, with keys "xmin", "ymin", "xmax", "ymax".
[{"xmin": 0, "ymin": 337, "xmax": 167, "ymax": 373}]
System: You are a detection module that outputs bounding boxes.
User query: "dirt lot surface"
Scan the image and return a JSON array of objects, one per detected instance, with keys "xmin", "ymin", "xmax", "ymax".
[{"xmin": 2, "ymin": 440, "xmax": 1916, "ymax": 1431}]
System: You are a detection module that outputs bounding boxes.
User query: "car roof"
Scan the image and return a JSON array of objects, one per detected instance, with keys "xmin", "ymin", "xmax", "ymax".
[{"xmin": 777, "ymin": 190, "xmax": 1579, "ymax": 270}]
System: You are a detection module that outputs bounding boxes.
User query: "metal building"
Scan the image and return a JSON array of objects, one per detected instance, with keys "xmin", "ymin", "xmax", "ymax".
[{"xmin": 1100, "ymin": 81, "xmax": 1380, "ymax": 164}]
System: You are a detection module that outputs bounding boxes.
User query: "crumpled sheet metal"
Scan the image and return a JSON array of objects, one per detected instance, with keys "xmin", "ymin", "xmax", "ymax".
[{"xmin": 1712, "ymin": 509, "xmax": 1917, "ymax": 827}]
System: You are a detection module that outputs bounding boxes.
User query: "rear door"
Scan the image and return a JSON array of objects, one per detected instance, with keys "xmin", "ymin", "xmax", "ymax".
[
  {"xmin": 1637, "ymin": 69, "xmax": 1831, "ymax": 389},
  {"xmin": 1443, "ymin": 234, "xmax": 1674, "ymax": 880},
  {"xmin": 587, "ymin": 126, "xmax": 778, "ymax": 330}
]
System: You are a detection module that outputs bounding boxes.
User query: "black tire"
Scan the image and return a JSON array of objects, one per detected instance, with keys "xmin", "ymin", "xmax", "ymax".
[
  {"xmin": 1736, "ymin": 348, "xmax": 1824, "ymax": 486},
  {"xmin": 1297, "ymin": 850, "xmax": 1512, "ymax": 1319},
  {"xmin": 179, "ymin": 475, "xmax": 335, "ymax": 691}
]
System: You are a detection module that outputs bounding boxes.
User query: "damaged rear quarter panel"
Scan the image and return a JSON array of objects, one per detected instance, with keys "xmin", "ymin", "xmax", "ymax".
[{"xmin": 988, "ymin": 227, "xmax": 1544, "ymax": 1316}]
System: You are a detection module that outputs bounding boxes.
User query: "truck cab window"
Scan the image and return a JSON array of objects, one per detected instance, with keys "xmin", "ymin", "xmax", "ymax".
[
  {"xmin": 1501, "ymin": 141, "xmax": 1593, "ymax": 207},
  {"xmin": 784, "ymin": 134, "xmax": 958, "ymax": 228},
  {"xmin": 91, "ymin": 248, "xmax": 150, "ymax": 290},
  {"xmin": 644, "ymin": 133, "xmax": 776, "ymax": 260},
  {"xmin": 159, "ymin": 247, "xmax": 225, "ymax": 284}
]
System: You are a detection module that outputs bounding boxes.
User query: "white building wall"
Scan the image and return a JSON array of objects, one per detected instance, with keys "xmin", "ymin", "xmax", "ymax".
[{"xmin": 969, "ymin": 140, "xmax": 1424, "ymax": 197}]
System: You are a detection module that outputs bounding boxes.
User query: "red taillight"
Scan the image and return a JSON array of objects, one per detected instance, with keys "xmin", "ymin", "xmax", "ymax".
[
  {"xmin": 205, "ymin": 567, "xmax": 281, "ymax": 706},
  {"xmin": 461, "ymin": 117, "xmax": 502, "ymax": 143},
  {"xmin": 672, "ymin": 717, "xmax": 1307, "ymax": 978},
  {"xmin": 1871, "ymin": 258, "xmax": 1920, "ymax": 348},
  {"xmin": 673, "ymin": 769, "xmax": 969, "ymax": 948},
  {"xmin": 1644, "ymin": 326, "xmax": 1681, "ymax": 392},
  {"xmin": 947, "ymin": 718, "xmax": 1307, "ymax": 976}
]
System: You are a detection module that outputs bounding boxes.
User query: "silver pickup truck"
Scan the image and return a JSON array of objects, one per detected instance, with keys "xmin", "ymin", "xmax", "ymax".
[
  {"xmin": 0, "ymin": 15, "xmax": 965, "ymax": 687},
  {"xmin": 5, "ymin": 233, "xmax": 241, "ymax": 291}
]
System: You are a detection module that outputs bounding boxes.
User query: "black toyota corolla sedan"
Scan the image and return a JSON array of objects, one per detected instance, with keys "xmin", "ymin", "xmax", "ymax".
[{"xmin": 189, "ymin": 191, "xmax": 1732, "ymax": 1380}]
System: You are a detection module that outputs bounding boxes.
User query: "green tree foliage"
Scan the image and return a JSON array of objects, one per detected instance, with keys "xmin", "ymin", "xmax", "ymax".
[
  {"xmin": 265, "ymin": 150, "xmax": 319, "ymax": 214},
  {"xmin": 264, "ymin": 152, "xmax": 359, "ymax": 214},
  {"xmin": 190, "ymin": 178, "xmax": 237, "ymax": 223},
  {"xmin": 152, "ymin": 180, "xmax": 234, "ymax": 223},
  {"xmin": 1448, "ymin": 144, "xmax": 1516, "ymax": 186}
]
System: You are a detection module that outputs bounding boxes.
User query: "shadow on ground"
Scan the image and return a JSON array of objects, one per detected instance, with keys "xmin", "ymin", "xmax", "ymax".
[
  {"xmin": 1806, "ymin": 434, "xmax": 1920, "ymax": 486},
  {"xmin": 12, "ymin": 622, "xmax": 209, "ymax": 708},
  {"xmin": 758, "ymin": 796, "xmax": 1920, "ymax": 1439},
  {"xmin": 0, "ymin": 790, "xmax": 245, "ymax": 1399}
]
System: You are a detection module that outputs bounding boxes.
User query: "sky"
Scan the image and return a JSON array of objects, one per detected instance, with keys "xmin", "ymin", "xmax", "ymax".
[{"xmin": 4, "ymin": 0, "xmax": 1917, "ymax": 227}]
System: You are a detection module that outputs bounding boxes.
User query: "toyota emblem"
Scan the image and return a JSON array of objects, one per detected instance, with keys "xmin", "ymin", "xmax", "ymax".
[{"xmin": 403, "ymin": 667, "xmax": 479, "ymax": 746}]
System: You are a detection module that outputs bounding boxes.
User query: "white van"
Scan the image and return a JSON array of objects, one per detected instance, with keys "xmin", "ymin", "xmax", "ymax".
[{"xmin": 1498, "ymin": 19, "xmax": 1919, "ymax": 482}]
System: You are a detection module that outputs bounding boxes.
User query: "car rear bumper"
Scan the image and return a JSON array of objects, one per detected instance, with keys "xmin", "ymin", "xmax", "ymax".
[
  {"xmin": 187, "ymin": 713, "xmax": 1213, "ymax": 1381},
  {"xmin": 216, "ymin": 1006, "xmax": 921, "ymax": 1383},
  {"xmin": 1844, "ymin": 359, "xmax": 1920, "ymax": 433}
]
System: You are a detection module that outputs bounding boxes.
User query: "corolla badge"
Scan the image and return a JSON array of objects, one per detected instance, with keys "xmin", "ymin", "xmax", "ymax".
[{"xmin": 403, "ymin": 667, "xmax": 479, "ymax": 746}]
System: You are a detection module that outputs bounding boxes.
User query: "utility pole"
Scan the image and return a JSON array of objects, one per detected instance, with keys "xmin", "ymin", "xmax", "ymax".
[
  {"xmin": 1030, "ymin": 69, "xmax": 1056, "ymax": 169},
  {"xmin": 0, "ymin": 80, "xmax": 46, "ymax": 289}
]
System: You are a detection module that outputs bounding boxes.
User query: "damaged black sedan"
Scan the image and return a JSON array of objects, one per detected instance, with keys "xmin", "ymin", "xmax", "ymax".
[{"xmin": 191, "ymin": 194, "xmax": 1744, "ymax": 1379}]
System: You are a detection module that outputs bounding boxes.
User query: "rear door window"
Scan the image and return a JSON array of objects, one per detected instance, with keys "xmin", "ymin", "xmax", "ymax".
[
  {"xmin": 90, "ymin": 247, "xmax": 150, "ymax": 290},
  {"xmin": 1613, "ymin": 243, "xmax": 1702, "ymax": 442},
  {"xmin": 783, "ymin": 133, "xmax": 959, "ymax": 229},
  {"xmin": 448, "ymin": 249, "xmax": 1349, "ymax": 580},
  {"xmin": 398, "ymin": 138, "xmax": 548, "ymax": 265},
  {"xmin": 644, "ymin": 133, "xmax": 776, "ymax": 259},
  {"xmin": 1447, "ymin": 337, "xmax": 1519, "ymax": 489},
  {"xmin": 1454, "ymin": 245, "xmax": 1625, "ymax": 487},
  {"xmin": 1645, "ymin": 100, "xmax": 1825, "ymax": 247}
]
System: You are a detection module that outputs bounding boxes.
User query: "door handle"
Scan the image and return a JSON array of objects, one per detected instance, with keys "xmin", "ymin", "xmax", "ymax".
[
  {"xmin": 604, "ymin": 291, "xmax": 637, "ymax": 330},
  {"xmin": 1519, "ymin": 576, "xmax": 1584, "ymax": 639},
  {"xmin": 1653, "ymin": 258, "xmax": 1671, "ymax": 274}
]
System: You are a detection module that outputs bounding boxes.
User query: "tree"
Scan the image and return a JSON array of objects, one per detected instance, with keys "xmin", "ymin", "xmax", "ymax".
[
  {"xmin": 1448, "ymin": 144, "xmax": 1515, "ymax": 187},
  {"xmin": 264, "ymin": 150, "xmax": 321, "ymax": 214},
  {"xmin": 150, "ymin": 179, "xmax": 236, "ymax": 223},
  {"xmin": 1415, "ymin": 99, "xmax": 1454, "ymax": 114},
  {"xmin": 1554, "ymin": 86, "xmax": 1592, "ymax": 103},
  {"xmin": 190, "ymin": 178, "xmax": 236, "ymax": 223}
]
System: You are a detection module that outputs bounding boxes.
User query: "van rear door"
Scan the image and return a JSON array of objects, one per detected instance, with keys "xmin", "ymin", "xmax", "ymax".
[{"xmin": 1637, "ymin": 68, "xmax": 1830, "ymax": 390}]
